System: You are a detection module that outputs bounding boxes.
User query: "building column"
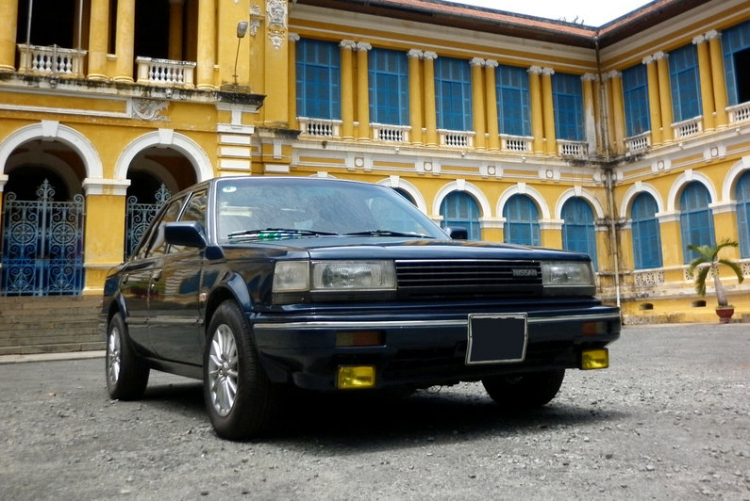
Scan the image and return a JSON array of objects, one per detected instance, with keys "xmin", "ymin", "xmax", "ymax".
[
  {"xmin": 81, "ymin": 179, "xmax": 130, "ymax": 293},
  {"xmin": 582, "ymin": 73, "xmax": 597, "ymax": 155},
  {"xmin": 407, "ymin": 49, "xmax": 423, "ymax": 145},
  {"xmin": 528, "ymin": 66, "xmax": 544, "ymax": 154},
  {"xmin": 470, "ymin": 58, "xmax": 486, "ymax": 150},
  {"xmin": 609, "ymin": 70, "xmax": 626, "ymax": 155},
  {"xmin": 168, "ymin": 0, "xmax": 185, "ymax": 61},
  {"xmin": 693, "ymin": 35, "xmax": 716, "ymax": 131},
  {"xmin": 87, "ymin": 0, "xmax": 110, "ymax": 80},
  {"xmin": 339, "ymin": 40, "xmax": 356, "ymax": 139},
  {"xmin": 656, "ymin": 211, "xmax": 682, "ymax": 269},
  {"xmin": 196, "ymin": 0, "xmax": 216, "ymax": 89},
  {"xmin": 114, "ymin": 0, "xmax": 136, "ymax": 82},
  {"xmin": 602, "ymin": 73, "xmax": 617, "ymax": 153},
  {"xmin": 540, "ymin": 221, "xmax": 563, "ymax": 250},
  {"xmin": 706, "ymin": 30, "xmax": 729, "ymax": 128},
  {"xmin": 288, "ymin": 33, "xmax": 300, "ymax": 129},
  {"xmin": 643, "ymin": 55, "xmax": 663, "ymax": 146},
  {"xmin": 0, "ymin": 0, "xmax": 18, "ymax": 72},
  {"xmin": 356, "ymin": 42, "xmax": 372, "ymax": 141},
  {"xmin": 655, "ymin": 52, "xmax": 674, "ymax": 142},
  {"xmin": 484, "ymin": 59, "xmax": 499, "ymax": 151},
  {"xmin": 423, "ymin": 51, "xmax": 438, "ymax": 147},
  {"xmin": 541, "ymin": 67, "xmax": 556, "ymax": 155},
  {"xmin": 262, "ymin": 0, "xmax": 290, "ymax": 128}
]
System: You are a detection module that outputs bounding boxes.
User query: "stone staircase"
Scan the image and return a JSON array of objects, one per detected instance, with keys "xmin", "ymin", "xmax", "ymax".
[{"xmin": 0, "ymin": 296, "xmax": 103, "ymax": 356}]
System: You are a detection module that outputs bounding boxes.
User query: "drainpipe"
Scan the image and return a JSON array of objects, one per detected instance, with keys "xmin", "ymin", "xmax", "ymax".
[
  {"xmin": 595, "ymin": 35, "xmax": 622, "ymax": 309},
  {"xmin": 606, "ymin": 168, "xmax": 621, "ymax": 308}
]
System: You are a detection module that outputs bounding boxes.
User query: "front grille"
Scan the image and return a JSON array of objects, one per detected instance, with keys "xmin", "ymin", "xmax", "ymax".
[{"xmin": 395, "ymin": 259, "xmax": 542, "ymax": 300}]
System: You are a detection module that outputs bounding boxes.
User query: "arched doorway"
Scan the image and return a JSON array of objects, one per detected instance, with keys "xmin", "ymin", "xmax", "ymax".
[
  {"xmin": 124, "ymin": 147, "xmax": 197, "ymax": 259},
  {"xmin": 1, "ymin": 141, "xmax": 86, "ymax": 296}
]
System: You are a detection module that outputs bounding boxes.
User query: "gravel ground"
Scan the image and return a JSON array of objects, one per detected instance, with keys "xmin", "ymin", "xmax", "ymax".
[{"xmin": 1, "ymin": 324, "xmax": 749, "ymax": 501}]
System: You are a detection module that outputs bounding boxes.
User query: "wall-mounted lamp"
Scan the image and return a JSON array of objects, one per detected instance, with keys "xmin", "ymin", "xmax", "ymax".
[{"xmin": 233, "ymin": 21, "xmax": 249, "ymax": 86}]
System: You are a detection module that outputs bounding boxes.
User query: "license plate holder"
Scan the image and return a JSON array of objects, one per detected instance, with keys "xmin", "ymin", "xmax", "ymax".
[{"xmin": 465, "ymin": 314, "xmax": 527, "ymax": 365}]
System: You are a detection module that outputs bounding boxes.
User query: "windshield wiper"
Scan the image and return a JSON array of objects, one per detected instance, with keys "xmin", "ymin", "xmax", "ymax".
[
  {"xmin": 228, "ymin": 228, "xmax": 338, "ymax": 240},
  {"xmin": 344, "ymin": 230, "xmax": 434, "ymax": 238}
]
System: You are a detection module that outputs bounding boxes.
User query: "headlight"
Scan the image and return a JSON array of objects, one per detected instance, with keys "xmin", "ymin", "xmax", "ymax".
[
  {"xmin": 312, "ymin": 260, "xmax": 396, "ymax": 291},
  {"xmin": 273, "ymin": 260, "xmax": 396, "ymax": 304},
  {"xmin": 541, "ymin": 261, "xmax": 595, "ymax": 296}
]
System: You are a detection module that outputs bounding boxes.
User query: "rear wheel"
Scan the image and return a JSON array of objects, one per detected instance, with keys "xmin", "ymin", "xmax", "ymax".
[
  {"xmin": 204, "ymin": 300, "xmax": 280, "ymax": 440},
  {"xmin": 105, "ymin": 312, "xmax": 149, "ymax": 400},
  {"xmin": 482, "ymin": 369, "xmax": 565, "ymax": 410}
]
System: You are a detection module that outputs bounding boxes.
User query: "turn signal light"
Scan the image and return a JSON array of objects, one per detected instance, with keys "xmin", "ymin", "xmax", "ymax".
[
  {"xmin": 581, "ymin": 348, "xmax": 609, "ymax": 370},
  {"xmin": 337, "ymin": 366, "xmax": 376, "ymax": 389}
]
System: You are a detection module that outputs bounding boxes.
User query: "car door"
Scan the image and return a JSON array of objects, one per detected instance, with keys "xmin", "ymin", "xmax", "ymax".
[
  {"xmin": 147, "ymin": 190, "xmax": 207, "ymax": 365},
  {"xmin": 120, "ymin": 197, "xmax": 186, "ymax": 356}
]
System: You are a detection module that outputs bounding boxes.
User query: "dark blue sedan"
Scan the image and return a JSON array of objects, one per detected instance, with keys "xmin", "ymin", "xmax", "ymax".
[{"xmin": 101, "ymin": 176, "xmax": 620, "ymax": 440}]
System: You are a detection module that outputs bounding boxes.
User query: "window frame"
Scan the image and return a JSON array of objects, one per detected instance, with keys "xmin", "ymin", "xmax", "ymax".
[
  {"xmin": 630, "ymin": 193, "xmax": 663, "ymax": 270},
  {"xmin": 502, "ymin": 194, "xmax": 541, "ymax": 247},
  {"xmin": 296, "ymin": 38, "xmax": 342, "ymax": 120},
  {"xmin": 552, "ymin": 72, "xmax": 585, "ymax": 141},
  {"xmin": 434, "ymin": 57, "xmax": 473, "ymax": 132}
]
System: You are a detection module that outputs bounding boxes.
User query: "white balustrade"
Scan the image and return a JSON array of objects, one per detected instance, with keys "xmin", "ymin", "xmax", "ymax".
[
  {"xmin": 728, "ymin": 102, "xmax": 750, "ymax": 124},
  {"xmin": 136, "ymin": 57, "xmax": 196, "ymax": 88},
  {"xmin": 500, "ymin": 135, "xmax": 532, "ymax": 152},
  {"xmin": 625, "ymin": 132, "xmax": 650, "ymax": 153},
  {"xmin": 17, "ymin": 44, "xmax": 86, "ymax": 77},
  {"xmin": 672, "ymin": 116, "xmax": 702, "ymax": 139}
]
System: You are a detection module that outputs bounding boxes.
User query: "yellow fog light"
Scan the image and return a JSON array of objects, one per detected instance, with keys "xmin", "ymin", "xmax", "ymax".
[
  {"xmin": 581, "ymin": 348, "xmax": 609, "ymax": 370},
  {"xmin": 337, "ymin": 366, "xmax": 376, "ymax": 389}
]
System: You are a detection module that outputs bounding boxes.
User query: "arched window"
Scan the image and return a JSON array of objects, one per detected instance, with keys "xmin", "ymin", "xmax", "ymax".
[
  {"xmin": 503, "ymin": 195, "xmax": 540, "ymax": 246},
  {"xmin": 561, "ymin": 198, "xmax": 598, "ymax": 270},
  {"xmin": 679, "ymin": 182, "xmax": 715, "ymax": 263},
  {"xmin": 736, "ymin": 171, "xmax": 750, "ymax": 258},
  {"xmin": 392, "ymin": 188, "xmax": 416, "ymax": 206},
  {"xmin": 440, "ymin": 192, "xmax": 481, "ymax": 240},
  {"xmin": 631, "ymin": 193, "xmax": 663, "ymax": 269}
]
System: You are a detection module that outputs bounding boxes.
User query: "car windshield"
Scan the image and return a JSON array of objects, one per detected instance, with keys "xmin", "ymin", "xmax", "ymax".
[{"xmin": 215, "ymin": 178, "xmax": 447, "ymax": 242}]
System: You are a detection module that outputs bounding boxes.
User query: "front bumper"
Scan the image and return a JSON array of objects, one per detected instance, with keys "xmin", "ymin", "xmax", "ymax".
[{"xmin": 251, "ymin": 305, "xmax": 621, "ymax": 391}]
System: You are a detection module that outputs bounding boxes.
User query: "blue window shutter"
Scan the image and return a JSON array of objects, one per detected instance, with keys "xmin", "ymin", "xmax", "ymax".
[
  {"xmin": 622, "ymin": 64, "xmax": 651, "ymax": 137},
  {"xmin": 736, "ymin": 171, "xmax": 750, "ymax": 258},
  {"xmin": 631, "ymin": 193, "xmax": 663, "ymax": 269},
  {"xmin": 435, "ymin": 57, "xmax": 472, "ymax": 131},
  {"xmin": 369, "ymin": 48, "xmax": 409, "ymax": 125},
  {"xmin": 296, "ymin": 39, "xmax": 341, "ymax": 120},
  {"xmin": 440, "ymin": 192, "xmax": 481, "ymax": 240},
  {"xmin": 723, "ymin": 20, "xmax": 750, "ymax": 106},
  {"xmin": 503, "ymin": 195, "xmax": 540, "ymax": 246},
  {"xmin": 669, "ymin": 44, "xmax": 702, "ymax": 122},
  {"xmin": 496, "ymin": 65, "xmax": 531, "ymax": 136},
  {"xmin": 561, "ymin": 198, "xmax": 598, "ymax": 270},
  {"xmin": 679, "ymin": 182, "xmax": 715, "ymax": 263},
  {"xmin": 552, "ymin": 73, "xmax": 584, "ymax": 141}
]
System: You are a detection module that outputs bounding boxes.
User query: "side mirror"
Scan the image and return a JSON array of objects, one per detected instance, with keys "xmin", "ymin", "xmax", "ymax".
[
  {"xmin": 445, "ymin": 226, "xmax": 468, "ymax": 240},
  {"xmin": 164, "ymin": 221, "xmax": 207, "ymax": 248}
]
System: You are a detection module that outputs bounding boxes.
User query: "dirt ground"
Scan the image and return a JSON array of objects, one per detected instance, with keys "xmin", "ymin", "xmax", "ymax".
[{"xmin": 1, "ymin": 323, "xmax": 749, "ymax": 500}]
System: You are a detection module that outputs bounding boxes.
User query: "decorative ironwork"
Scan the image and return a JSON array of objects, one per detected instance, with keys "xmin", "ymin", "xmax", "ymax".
[
  {"xmin": 125, "ymin": 184, "xmax": 171, "ymax": 258},
  {"xmin": 1, "ymin": 180, "xmax": 85, "ymax": 296}
]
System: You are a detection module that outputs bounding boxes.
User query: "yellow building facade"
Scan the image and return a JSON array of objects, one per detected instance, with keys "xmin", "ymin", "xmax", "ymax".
[{"xmin": 0, "ymin": 0, "xmax": 748, "ymax": 324}]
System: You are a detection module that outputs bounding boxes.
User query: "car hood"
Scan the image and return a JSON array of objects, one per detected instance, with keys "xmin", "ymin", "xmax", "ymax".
[{"xmin": 221, "ymin": 236, "xmax": 590, "ymax": 262}]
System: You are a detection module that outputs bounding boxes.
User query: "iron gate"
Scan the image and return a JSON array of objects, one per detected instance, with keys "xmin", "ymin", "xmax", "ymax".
[
  {"xmin": 125, "ymin": 184, "xmax": 170, "ymax": 258},
  {"xmin": 1, "ymin": 180, "xmax": 85, "ymax": 296}
]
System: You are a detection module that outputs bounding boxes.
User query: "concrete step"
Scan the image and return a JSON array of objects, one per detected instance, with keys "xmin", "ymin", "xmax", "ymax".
[{"xmin": 0, "ymin": 297, "xmax": 103, "ymax": 355}]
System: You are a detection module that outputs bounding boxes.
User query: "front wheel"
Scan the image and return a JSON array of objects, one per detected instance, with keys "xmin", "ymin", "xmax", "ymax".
[
  {"xmin": 204, "ymin": 301, "xmax": 280, "ymax": 440},
  {"xmin": 105, "ymin": 312, "xmax": 149, "ymax": 400},
  {"xmin": 482, "ymin": 369, "xmax": 565, "ymax": 410}
]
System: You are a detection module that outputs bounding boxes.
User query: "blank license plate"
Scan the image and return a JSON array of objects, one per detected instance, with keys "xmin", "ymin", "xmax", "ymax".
[{"xmin": 465, "ymin": 314, "xmax": 527, "ymax": 365}]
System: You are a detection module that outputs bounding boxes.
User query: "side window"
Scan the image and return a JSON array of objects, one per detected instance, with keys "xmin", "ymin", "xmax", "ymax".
[
  {"xmin": 144, "ymin": 197, "xmax": 186, "ymax": 258},
  {"xmin": 168, "ymin": 191, "xmax": 207, "ymax": 254}
]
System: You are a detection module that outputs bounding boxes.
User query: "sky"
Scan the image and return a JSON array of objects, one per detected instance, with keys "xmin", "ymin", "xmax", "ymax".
[{"xmin": 445, "ymin": 0, "xmax": 654, "ymax": 27}]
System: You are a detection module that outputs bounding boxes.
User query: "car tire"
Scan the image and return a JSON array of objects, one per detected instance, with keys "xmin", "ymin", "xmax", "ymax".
[
  {"xmin": 482, "ymin": 369, "xmax": 565, "ymax": 409},
  {"xmin": 204, "ymin": 300, "xmax": 280, "ymax": 440},
  {"xmin": 105, "ymin": 312, "xmax": 150, "ymax": 400}
]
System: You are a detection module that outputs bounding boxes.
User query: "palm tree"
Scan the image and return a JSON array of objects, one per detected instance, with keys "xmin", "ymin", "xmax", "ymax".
[{"xmin": 687, "ymin": 239, "xmax": 745, "ymax": 308}]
